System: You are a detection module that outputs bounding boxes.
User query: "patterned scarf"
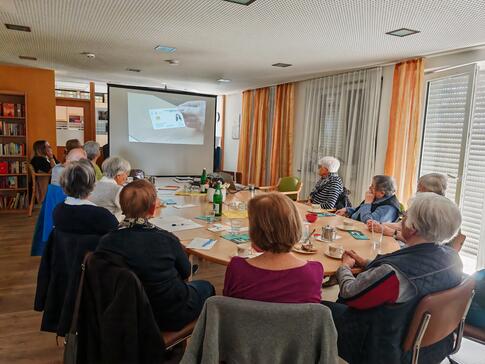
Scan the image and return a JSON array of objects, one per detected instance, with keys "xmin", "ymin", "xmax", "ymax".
[{"xmin": 118, "ymin": 217, "xmax": 154, "ymax": 230}]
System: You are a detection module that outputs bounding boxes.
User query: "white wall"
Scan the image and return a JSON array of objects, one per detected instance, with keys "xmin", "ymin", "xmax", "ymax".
[{"xmin": 223, "ymin": 92, "xmax": 242, "ymax": 171}]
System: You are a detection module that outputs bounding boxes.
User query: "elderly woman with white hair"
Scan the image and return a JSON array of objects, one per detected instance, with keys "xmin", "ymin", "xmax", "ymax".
[
  {"xmin": 367, "ymin": 173, "xmax": 448, "ymax": 240},
  {"xmin": 324, "ymin": 192, "xmax": 463, "ymax": 363},
  {"xmin": 83, "ymin": 141, "xmax": 102, "ymax": 181},
  {"xmin": 88, "ymin": 156, "xmax": 131, "ymax": 221},
  {"xmin": 336, "ymin": 175, "xmax": 401, "ymax": 223},
  {"xmin": 309, "ymin": 156, "xmax": 344, "ymax": 209}
]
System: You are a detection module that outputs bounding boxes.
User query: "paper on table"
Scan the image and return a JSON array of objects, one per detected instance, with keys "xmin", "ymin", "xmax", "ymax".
[
  {"xmin": 151, "ymin": 216, "xmax": 203, "ymax": 233},
  {"xmin": 173, "ymin": 204, "xmax": 199, "ymax": 209},
  {"xmin": 186, "ymin": 238, "xmax": 217, "ymax": 250}
]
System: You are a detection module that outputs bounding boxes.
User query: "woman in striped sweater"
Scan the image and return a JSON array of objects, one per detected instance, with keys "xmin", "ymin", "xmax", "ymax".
[{"xmin": 309, "ymin": 156, "xmax": 344, "ymax": 209}]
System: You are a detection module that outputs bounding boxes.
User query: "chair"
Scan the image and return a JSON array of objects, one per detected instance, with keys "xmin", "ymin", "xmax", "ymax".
[
  {"xmin": 402, "ymin": 278, "xmax": 476, "ymax": 364},
  {"xmin": 259, "ymin": 176, "xmax": 302, "ymax": 201},
  {"xmin": 180, "ymin": 296, "xmax": 338, "ymax": 364},
  {"xmin": 162, "ymin": 320, "xmax": 197, "ymax": 350},
  {"xmin": 28, "ymin": 163, "xmax": 51, "ymax": 216},
  {"xmin": 221, "ymin": 170, "xmax": 243, "ymax": 184}
]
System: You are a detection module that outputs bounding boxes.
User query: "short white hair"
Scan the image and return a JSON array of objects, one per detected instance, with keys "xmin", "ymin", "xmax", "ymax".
[
  {"xmin": 405, "ymin": 192, "xmax": 461, "ymax": 244},
  {"xmin": 418, "ymin": 173, "xmax": 447, "ymax": 196},
  {"xmin": 65, "ymin": 148, "xmax": 86, "ymax": 163},
  {"xmin": 318, "ymin": 156, "xmax": 340, "ymax": 173},
  {"xmin": 83, "ymin": 141, "xmax": 100, "ymax": 161},
  {"xmin": 102, "ymin": 156, "xmax": 131, "ymax": 178}
]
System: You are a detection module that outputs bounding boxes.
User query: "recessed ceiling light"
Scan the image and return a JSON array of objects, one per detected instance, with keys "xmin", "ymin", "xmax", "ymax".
[
  {"xmin": 19, "ymin": 55, "xmax": 37, "ymax": 61},
  {"xmin": 165, "ymin": 59, "xmax": 180, "ymax": 66},
  {"xmin": 5, "ymin": 23, "xmax": 31, "ymax": 32},
  {"xmin": 80, "ymin": 52, "xmax": 96, "ymax": 59},
  {"xmin": 217, "ymin": 78, "xmax": 231, "ymax": 83},
  {"xmin": 126, "ymin": 68, "xmax": 141, "ymax": 72},
  {"xmin": 386, "ymin": 28, "xmax": 420, "ymax": 37},
  {"xmin": 223, "ymin": 0, "xmax": 257, "ymax": 5},
  {"xmin": 155, "ymin": 45, "xmax": 176, "ymax": 53},
  {"xmin": 272, "ymin": 63, "xmax": 292, "ymax": 68}
]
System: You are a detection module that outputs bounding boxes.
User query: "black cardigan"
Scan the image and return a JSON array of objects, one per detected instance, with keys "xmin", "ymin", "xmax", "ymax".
[
  {"xmin": 97, "ymin": 223, "xmax": 192, "ymax": 325},
  {"xmin": 53, "ymin": 203, "xmax": 119, "ymax": 235}
]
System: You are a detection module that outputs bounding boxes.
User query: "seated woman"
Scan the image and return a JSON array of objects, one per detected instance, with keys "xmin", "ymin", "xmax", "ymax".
[
  {"xmin": 97, "ymin": 179, "xmax": 215, "ymax": 331},
  {"xmin": 324, "ymin": 193, "xmax": 463, "ymax": 363},
  {"xmin": 50, "ymin": 147, "xmax": 86, "ymax": 186},
  {"xmin": 309, "ymin": 156, "xmax": 344, "ymax": 209},
  {"xmin": 88, "ymin": 156, "xmax": 131, "ymax": 221},
  {"xmin": 223, "ymin": 192, "xmax": 323, "ymax": 303},
  {"xmin": 83, "ymin": 140, "xmax": 103, "ymax": 181},
  {"xmin": 367, "ymin": 173, "xmax": 448, "ymax": 240},
  {"xmin": 30, "ymin": 140, "xmax": 59, "ymax": 173},
  {"xmin": 54, "ymin": 159, "xmax": 119, "ymax": 235},
  {"xmin": 336, "ymin": 175, "xmax": 400, "ymax": 223}
]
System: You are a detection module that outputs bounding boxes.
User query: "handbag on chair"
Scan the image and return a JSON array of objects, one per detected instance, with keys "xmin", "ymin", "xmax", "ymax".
[{"xmin": 63, "ymin": 252, "xmax": 92, "ymax": 364}]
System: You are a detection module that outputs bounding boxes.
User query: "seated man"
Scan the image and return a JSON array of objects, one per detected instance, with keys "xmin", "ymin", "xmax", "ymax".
[
  {"xmin": 336, "ymin": 175, "xmax": 400, "ymax": 223},
  {"xmin": 325, "ymin": 193, "xmax": 463, "ymax": 363},
  {"xmin": 96, "ymin": 179, "xmax": 215, "ymax": 331}
]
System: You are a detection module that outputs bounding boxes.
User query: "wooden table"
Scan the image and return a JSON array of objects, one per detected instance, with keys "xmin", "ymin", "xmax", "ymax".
[{"xmin": 154, "ymin": 178, "xmax": 400, "ymax": 277}]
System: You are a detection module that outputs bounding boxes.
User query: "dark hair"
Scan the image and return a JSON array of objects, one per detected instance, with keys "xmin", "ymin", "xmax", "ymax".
[
  {"xmin": 60, "ymin": 159, "xmax": 96, "ymax": 199},
  {"xmin": 65, "ymin": 139, "xmax": 82, "ymax": 153},
  {"xmin": 120, "ymin": 179, "xmax": 157, "ymax": 218},
  {"xmin": 33, "ymin": 140, "xmax": 47, "ymax": 157},
  {"xmin": 248, "ymin": 192, "xmax": 302, "ymax": 253}
]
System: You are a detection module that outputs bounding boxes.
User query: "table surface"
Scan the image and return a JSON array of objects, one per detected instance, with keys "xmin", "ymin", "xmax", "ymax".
[{"xmin": 154, "ymin": 178, "xmax": 400, "ymax": 276}]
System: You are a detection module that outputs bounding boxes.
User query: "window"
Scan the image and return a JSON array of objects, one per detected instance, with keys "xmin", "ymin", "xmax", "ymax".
[{"xmin": 419, "ymin": 64, "xmax": 485, "ymax": 272}]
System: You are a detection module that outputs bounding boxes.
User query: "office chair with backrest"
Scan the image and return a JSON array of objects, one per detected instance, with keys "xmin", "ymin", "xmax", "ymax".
[
  {"xmin": 28, "ymin": 163, "xmax": 51, "ymax": 216},
  {"xmin": 402, "ymin": 278, "xmax": 475, "ymax": 364},
  {"xmin": 259, "ymin": 176, "xmax": 302, "ymax": 201}
]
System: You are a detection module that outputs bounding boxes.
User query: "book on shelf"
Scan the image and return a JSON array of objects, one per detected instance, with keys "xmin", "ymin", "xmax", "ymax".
[
  {"xmin": 0, "ymin": 161, "xmax": 27, "ymax": 174},
  {"xmin": 0, "ymin": 142, "xmax": 25, "ymax": 156},
  {"xmin": 0, "ymin": 192, "xmax": 27, "ymax": 209},
  {"xmin": 0, "ymin": 121, "xmax": 25, "ymax": 136},
  {"xmin": 0, "ymin": 175, "xmax": 25, "ymax": 188},
  {"xmin": 2, "ymin": 103, "xmax": 15, "ymax": 117}
]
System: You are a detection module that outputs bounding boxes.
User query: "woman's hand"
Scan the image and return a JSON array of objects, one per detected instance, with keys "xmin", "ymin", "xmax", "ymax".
[
  {"xmin": 336, "ymin": 208, "xmax": 348, "ymax": 216},
  {"xmin": 364, "ymin": 189, "xmax": 375, "ymax": 204},
  {"xmin": 344, "ymin": 249, "xmax": 368, "ymax": 268},
  {"xmin": 367, "ymin": 219, "xmax": 382, "ymax": 232},
  {"xmin": 341, "ymin": 252, "xmax": 355, "ymax": 268}
]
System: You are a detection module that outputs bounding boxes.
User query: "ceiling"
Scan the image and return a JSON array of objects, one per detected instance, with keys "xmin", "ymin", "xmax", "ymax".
[{"xmin": 1, "ymin": 0, "xmax": 485, "ymax": 94}]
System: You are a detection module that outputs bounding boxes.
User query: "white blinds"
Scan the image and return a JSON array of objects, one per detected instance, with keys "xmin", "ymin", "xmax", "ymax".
[
  {"xmin": 419, "ymin": 74, "xmax": 471, "ymax": 203},
  {"xmin": 461, "ymin": 69, "xmax": 485, "ymax": 259}
]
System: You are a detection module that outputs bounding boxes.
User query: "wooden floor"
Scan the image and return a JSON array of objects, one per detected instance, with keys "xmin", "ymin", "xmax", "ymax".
[{"xmin": 0, "ymin": 210, "xmax": 227, "ymax": 364}]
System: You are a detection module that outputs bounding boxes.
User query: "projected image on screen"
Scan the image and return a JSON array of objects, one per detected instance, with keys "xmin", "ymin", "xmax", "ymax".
[{"xmin": 128, "ymin": 92, "xmax": 207, "ymax": 145}]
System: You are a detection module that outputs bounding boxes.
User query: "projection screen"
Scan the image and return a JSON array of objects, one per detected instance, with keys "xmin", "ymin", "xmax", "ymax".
[{"xmin": 108, "ymin": 84, "xmax": 216, "ymax": 176}]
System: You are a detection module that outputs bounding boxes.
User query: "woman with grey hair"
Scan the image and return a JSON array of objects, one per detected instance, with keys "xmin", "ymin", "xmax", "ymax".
[
  {"xmin": 88, "ymin": 156, "xmax": 131, "ymax": 221},
  {"xmin": 368, "ymin": 173, "xmax": 448, "ymax": 239},
  {"xmin": 324, "ymin": 192, "xmax": 463, "ymax": 363},
  {"xmin": 336, "ymin": 175, "xmax": 401, "ymax": 223},
  {"xmin": 309, "ymin": 156, "xmax": 344, "ymax": 209},
  {"xmin": 83, "ymin": 141, "xmax": 102, "ymax": 181},
  {"xmin": 53, "ymin": 159, "xmax": 118, "ymax": 234}
]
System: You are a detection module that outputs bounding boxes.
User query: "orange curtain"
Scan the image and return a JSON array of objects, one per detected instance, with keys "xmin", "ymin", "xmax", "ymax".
[
  {"xmin": 237, "ymin": 83, "xmax": 294, "ymax": 186},
  {"xmin": 384, "ymin": 59, "xmax": 424, "ymax": 204}
]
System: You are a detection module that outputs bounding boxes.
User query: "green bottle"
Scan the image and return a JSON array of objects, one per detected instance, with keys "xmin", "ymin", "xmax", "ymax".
[
  {"xmin": 200, "ymin": 168, "xmax": 207, "ymax": 193},
  {"xmin": 213, "ymin": 182, "xmax": 223, "ymax": 217}
]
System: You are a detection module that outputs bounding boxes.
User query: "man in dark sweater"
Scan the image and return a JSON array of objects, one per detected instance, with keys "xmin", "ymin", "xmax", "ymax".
[{"xmin": 97, "ymin": 179, "xmax": 215, "ymax": 331}]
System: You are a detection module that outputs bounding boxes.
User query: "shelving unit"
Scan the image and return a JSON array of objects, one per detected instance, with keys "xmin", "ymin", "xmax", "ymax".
[{"xmin": 0, "ymin": 91, "xmax": 28, "ymax": 213}]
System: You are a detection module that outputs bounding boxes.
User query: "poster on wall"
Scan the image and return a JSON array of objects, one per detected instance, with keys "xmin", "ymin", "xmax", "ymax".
[{"xmin": 232, "ymin": 114, "xmax": 241, "ymax": 140}]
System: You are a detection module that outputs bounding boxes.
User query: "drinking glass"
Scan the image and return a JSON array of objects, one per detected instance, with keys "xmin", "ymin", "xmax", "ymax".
[
  {"xmin": 371, "ymin": 221, "xmax": 383, "ymax": 255},
  {"xmin": 230, "ymin": 219, "xmax": 243, "ymax": 236},
  {"xmin": 207, "ymin": 208, "xmax": 216, "ymax": 225}
]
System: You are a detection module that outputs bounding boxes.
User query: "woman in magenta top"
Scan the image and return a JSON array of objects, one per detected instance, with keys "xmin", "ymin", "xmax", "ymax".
[{"xmin": 223, "ymin": 192, "xmax": 324, "ymax": 303}]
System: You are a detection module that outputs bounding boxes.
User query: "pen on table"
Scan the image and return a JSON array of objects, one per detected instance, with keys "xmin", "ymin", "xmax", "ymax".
[{"xmin": 202, "ymin": 239, "xmax": 214, "ymax": 248}]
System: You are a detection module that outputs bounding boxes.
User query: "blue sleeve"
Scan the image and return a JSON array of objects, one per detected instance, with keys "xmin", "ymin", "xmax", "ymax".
[
  {"xmin": 356, "ymin": 204, "xmax": 398, "ymax": 223},
  {"xmin": 346, "ymin": 207, "xmax": 356, "ymax": 216}
]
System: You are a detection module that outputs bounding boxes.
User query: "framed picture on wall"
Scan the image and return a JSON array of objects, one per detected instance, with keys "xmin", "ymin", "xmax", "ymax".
[{"xmin": 232, "ymin": 114, "xmax": 241, "ymax": 140}]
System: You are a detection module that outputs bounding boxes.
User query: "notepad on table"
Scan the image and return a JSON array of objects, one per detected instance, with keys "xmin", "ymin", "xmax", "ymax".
[
  {"xmin": 186, "ymin": 238, "xmax": 217, "ymax": 250},
  {"xmin": 348, "ymin": 230, "xmax": 369, "ymax": 240}
]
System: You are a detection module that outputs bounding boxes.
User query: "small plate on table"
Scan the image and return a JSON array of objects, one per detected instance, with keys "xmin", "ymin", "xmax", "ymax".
[
  {"xmin": 336, "ymin": 224, "xmax": 355, "ymax": 231},
  {"xmin": 314, "ymin": 234, "xmax": 342, "ymax": 242},
  {"xmin": 292, "ymin": 244, "xmax": 318, "ymax": 254}
]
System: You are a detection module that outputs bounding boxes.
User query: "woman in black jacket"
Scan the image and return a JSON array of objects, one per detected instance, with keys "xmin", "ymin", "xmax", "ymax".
[{"xmin": 97, "ymin": 179, "xmax": 215, "ymax": 331}]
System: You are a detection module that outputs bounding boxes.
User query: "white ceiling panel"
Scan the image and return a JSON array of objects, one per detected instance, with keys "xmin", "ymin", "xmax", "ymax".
[{"xmin": 0, "ymin": 0, "xmax": 485, "ymax": 93}]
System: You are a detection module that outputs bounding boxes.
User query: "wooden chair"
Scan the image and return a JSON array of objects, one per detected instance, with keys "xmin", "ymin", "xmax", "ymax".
[
  {"xmin": 221, "ymin": 170, "xmax": 243, "ymax": 184},
  {"xmin": 402, "ymin": 278, "xmax": 475, "ymax": 364},
  {"xmin": 28, "ymin": 163, "xmax": 51, "ymax": 216},
  {"xmin": 162, "ymin": 320, "xmax": 197, "ymax": 350},
  {"xmin": 259, "ymin": 176, "xmax": 302, "ymax": 201}
]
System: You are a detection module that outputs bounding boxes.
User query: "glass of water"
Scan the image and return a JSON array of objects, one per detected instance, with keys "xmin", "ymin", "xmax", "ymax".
[
  {"xmin": 371, "ymin": 221, "xmax": 383, "ymax": 254},
  {"xmin": 230, "ymin": 219, "xmax": 243, "ymax": 236}
]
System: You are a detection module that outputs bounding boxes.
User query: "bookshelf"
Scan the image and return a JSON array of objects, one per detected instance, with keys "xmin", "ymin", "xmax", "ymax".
[{"xmin": 0, "ymin": 91, "xmax": 28, "ymax": 213}]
